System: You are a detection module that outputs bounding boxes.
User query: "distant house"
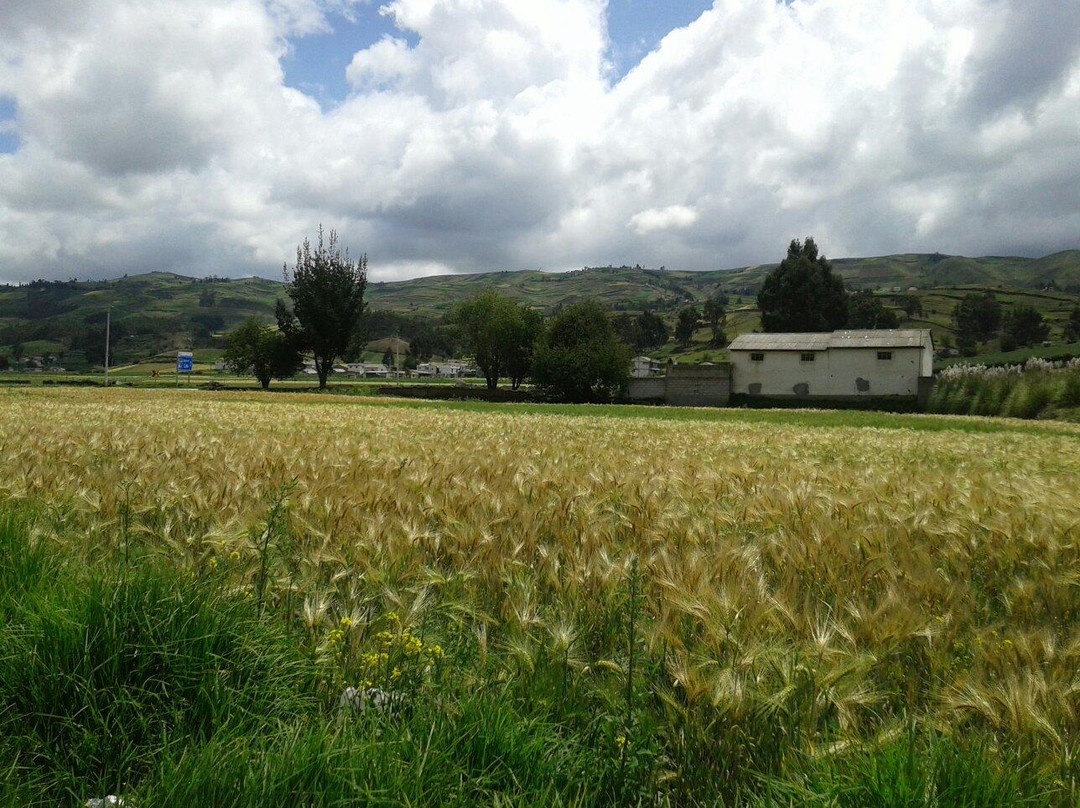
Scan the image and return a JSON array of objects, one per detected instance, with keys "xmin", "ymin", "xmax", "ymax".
[
  {"xmin": 728, "ymin": 329, "xmax": 934, "ymax": 400},
  {"xmin": 631, "ymin": 356, "xmax": 664, "ymax": 378},
  {"xmin": 414, "ymin": 361, "xmax": 479, "ymax": 379},
  {"xmin": 345, "ymin": 363, "xmax": 389, "ymax": 378}
]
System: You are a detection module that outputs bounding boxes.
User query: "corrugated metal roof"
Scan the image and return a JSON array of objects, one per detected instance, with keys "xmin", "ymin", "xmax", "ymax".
[
  {"xmin": 729, "ymin": 329, "xmax": 931, "ymax": 351},
  {"xmin": 728, "ymin": 333, "xmax": 832, "ymax": 351},
  {"xmin": 829, "ymin": 330, "xmax": 930, "ymax": 348}
]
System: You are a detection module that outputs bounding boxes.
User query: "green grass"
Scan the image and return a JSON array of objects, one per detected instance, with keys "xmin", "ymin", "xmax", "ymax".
[
  {"xmin": 0, "ymin": 506, "xmax": 625, "ymax": 807},
  {"xmin": 940, "ymin": 341, "xmax": 1080, "ymax": 368},
  {"xmin": 754, "ymin": 731, "xmax": 1051, "ymax": 808},
  {"xmin": 929, "ymin": 364, "xmax": 1080, "ymax": 421}
]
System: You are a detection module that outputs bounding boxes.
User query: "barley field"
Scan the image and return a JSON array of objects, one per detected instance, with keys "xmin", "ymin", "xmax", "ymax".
[{"xmin": 3, "ymin": 387, "xmax": 1080, "ymax": 806}]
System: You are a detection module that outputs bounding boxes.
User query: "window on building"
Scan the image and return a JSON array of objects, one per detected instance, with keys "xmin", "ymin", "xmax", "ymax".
[
  {"xmin": 800, "ymin": 352, "xmax": 816, "ymax": 362},
  {"xmin": 750, "ymin": 352, "xmax": 765, "ymax": 362},
  {"xmin": 877, "ymin": 351, "xmax": 893, "ymax": 360}
]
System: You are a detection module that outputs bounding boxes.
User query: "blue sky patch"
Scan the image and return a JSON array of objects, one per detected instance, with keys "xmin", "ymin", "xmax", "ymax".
[
  {"xmin": 606, "ymin": 0, "xmax": 713, "ymax": 76},
  {"xmin": 281, "ymin": 7, "xmax": 417, "ymax": 106},
  {"xmin": 281, "ymin": 1, "xmax": 713, "ymax": 106},
  {"xmin": 0, "ymin": 97, "xmax": 18, "ymax": 154}
]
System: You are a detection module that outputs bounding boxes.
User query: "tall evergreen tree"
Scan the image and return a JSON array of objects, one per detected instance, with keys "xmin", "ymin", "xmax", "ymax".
[
  {"xmin": 757, "ymin": 238, "xmax": 847, "ymax": 332},
  {"xmin": 282, "ymin": 227, "xmax": 367, "ymax": 389}
]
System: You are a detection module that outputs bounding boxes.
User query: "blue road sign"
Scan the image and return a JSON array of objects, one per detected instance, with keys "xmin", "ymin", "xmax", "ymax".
[{"xmin": 177, "ymin": 352, "xmax": 193, "ymax": 373}]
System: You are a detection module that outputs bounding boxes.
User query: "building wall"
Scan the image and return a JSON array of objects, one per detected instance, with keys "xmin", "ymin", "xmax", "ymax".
[
  {"xmin": 919, "ymin": 333, "xmax": 934, "ymax": 377},
  {"xmin": 626, "ymin": 377, "xmax": 666, "ymax": 400},
  {"xmin": 665, "ymin": 365, "xmax": 731, "ymax": 407},
  {"xmin": 731, "ymin": 346, "xmax": 925, "ymax": 398},
  {"xmin": 624, "ymin": 365, "xmax": 731, "ymax": 407}
]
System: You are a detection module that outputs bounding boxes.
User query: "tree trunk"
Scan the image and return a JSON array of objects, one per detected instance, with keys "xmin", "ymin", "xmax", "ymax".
[{"xmin": 316, "ymin": 355, "xmax": 330, "ymax": 389}]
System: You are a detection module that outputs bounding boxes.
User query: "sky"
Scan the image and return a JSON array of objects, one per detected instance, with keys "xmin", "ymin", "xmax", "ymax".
[{"xmin": 0, "ymin": 0, "xmax": 1079, "ymax": 285}]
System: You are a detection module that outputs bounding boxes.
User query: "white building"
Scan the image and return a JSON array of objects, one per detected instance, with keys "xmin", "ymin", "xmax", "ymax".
[
  {"xmin": 345, "ymin": 363, "xmax": 389, "ymax": 378},
  {"xmin": 631, "ymin": 356, "xmax": 664, "ymax": 378},
  {"xmin": 728, "ymin": 329, "xmax": 934, "ymax": 399},
  {"xmin": 414, "ymin": 361, "xmax": 479, "ymax": 378}
]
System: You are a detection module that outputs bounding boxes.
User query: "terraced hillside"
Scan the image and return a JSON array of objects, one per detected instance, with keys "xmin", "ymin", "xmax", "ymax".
[{"xmin": 1, "ymin": 250, "xmax": 1078, "ymax": 368}]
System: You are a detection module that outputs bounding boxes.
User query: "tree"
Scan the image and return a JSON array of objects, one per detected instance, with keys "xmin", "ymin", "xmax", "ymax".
[
  {"xmin": 757, "ymin": 238, "xmax": 848, "ymax": 332},
  {"xmin": 382, "ymin": 348, "xmax": 394, "ymax": 368},
  {"xmin": 198, "ymin": 288, "xmax": 216, "ymax": 308},
  {"xmin": 452, "ymin": 290, "xmax": 538, "ymax": 390},
  {"xmin": 702, "ymin": 292, "xmax": 728, "ymax": 345},
  {"xmin": 953, "ymin": 292, "xmax": 1001, "ymax": 346},
  {"xmin": 846, "ymin": 290, "xmax": 900, "ymax": 329},
  {"xmin": 504, "ymin": 306, "xmax": 543, "ymax": 390},
  {"xmin": 223, "ymin": 318, "xmax": 303, "ymax": 390},
  {"xmin": 636, "ymin": 311, "xmax": 669, "ymax": 352},
  {"xmin": 1064, "ymin": 304, "xmax": 1080, "ymax": 343},
  {"xmin": 532, "ymin": 301, "xmax": 631, "ymax": 403},
  {"xmin": 897, "ymin": 294, "xmax": 923, "ymax": 319},
  {"xmin": 283, "ymin": 227, "xmax": 367, "ymax": 389},
  {"xmin": 675, "ymin": 306, "xmax": 699, "ymax": 347},
  {"xmin": 1000, "ymin": 304, "xmax": 1050, "ymax": 350},
  {"xmin": 613, "ymin": 311, "xmax": 669, "ymax": 354}
]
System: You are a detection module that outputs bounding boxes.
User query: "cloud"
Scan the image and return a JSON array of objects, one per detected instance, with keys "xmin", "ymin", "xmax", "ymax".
[
  {"xmin": 0, "ymin": 0, "xmax": 1079, "ymax": 285},
  {"xmin": 346, "ymin": 36, "xmax": 419, "ymax": 88},
  {"xmin": 628, "ymin": 206, "xmax": 699, "ymax": 234}
]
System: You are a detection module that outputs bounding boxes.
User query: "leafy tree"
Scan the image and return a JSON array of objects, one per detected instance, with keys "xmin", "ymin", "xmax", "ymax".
[
  {"xmin": 637, "ymin": 310, "xmax": 669, "ymax": 352},
  {"xmin": 504, "ymin": 306, "xmax": 543, "ymax": 390},
  {"xmin": 282, "ymin": 227, "xmax": 367, "ymax": 389},
  {"xmin": 223, "ymin": 318, "xmax": 302, "ymax": 390},
  {"xmin": 612, "ymin": 313, "xmax": 637, "ymax": 349},
  {"xmin": 452, "ymin": 290, "xmax": 538, "ymax": 390},
  {"xmin": 675, "ymin": 306, "xmax": 699, "ymax": 347},
  {"xmin": 614, "ymin": 311, "xmax": 669, "ymax": 354},
  {"xmin": 406, "ymin": 324, "xmax": 442, "ymax": 362},
  {"xmin": 953, "ymin": 292, "xmax": 1001, "ymax": 345},
  {"xmin": 757, "ymin": 238, "xmax": 848, "ymax": 332},
  {"xmin": 382, "ymin": 348, "xmax": 394, "ymax": 368},
  {"xmin": 896, "ymin": 294, "xmax": 923, "ymax": 319},
  {"xmin": 190, "ymin": 312, "xmax": 226, "ymax": 344},
  {"xmin": 847, "ymin": 290, "xmax": 900, "ymax": 329},
  {"xmin": 1064, "ymin": 304, "xmax": 1080, "ymax": 343},
  {"xmin": 0, "ymin": 353, "xmax": 8, "ymax": 371},
  {"xmin": 702, "ymin": 292, "xmax": 728, "ymax": 345},
  {"xmin": 198, "ymin": 288, "xmax": 216, "ymax": 308},
  {"xmin": 1000, "ymin": 304, "xmax": 1050, "ymax": 350},
  {"xmin": 532, "ymin": 301, "xmax": 631, "ymax": 403}
]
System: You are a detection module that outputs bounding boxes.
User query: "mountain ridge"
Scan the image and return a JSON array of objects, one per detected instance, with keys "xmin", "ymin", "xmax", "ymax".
[{"xmin": 2, "ymin": 249, "xmax": 1078, "ymax": 368}]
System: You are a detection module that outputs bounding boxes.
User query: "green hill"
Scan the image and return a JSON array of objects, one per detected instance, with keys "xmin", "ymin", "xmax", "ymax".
[{"xmin": 1, "ymin": 250, "xmax": 1078, "ymax": 369}]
